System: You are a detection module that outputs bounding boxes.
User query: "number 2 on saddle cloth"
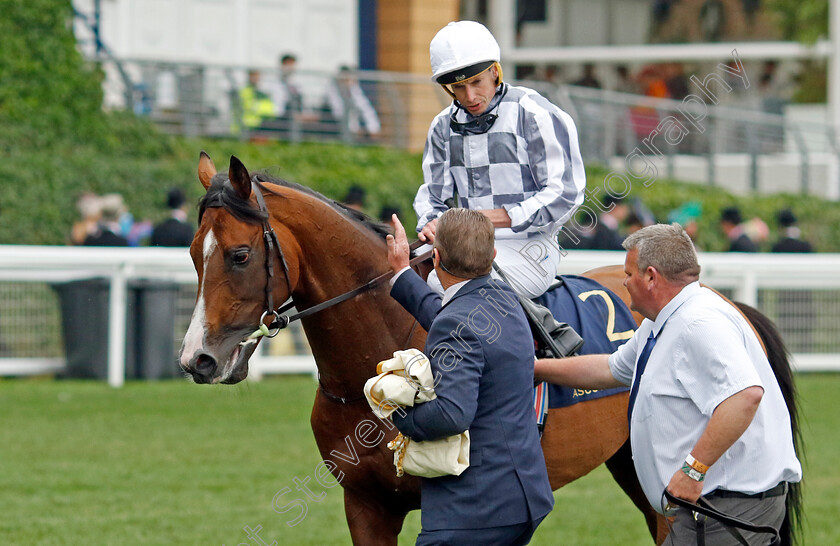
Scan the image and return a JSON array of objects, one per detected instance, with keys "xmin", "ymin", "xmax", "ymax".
[{"xmin": 533, "ymin": 274, "xmax": 636, "ymax": 420}]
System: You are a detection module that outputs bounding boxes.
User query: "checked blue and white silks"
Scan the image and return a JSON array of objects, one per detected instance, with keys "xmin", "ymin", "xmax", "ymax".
[{"xmin": 415, "ymin": 83, "xmax": 586, "ymax": 298}]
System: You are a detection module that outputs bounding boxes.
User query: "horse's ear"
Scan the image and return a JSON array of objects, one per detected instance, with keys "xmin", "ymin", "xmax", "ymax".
[
  {"xmin": 198, "ymin": 151, "xmax": 216, "ymax": 190},
  {"xmin": 228, "ymin": 156, "xmax": 252, "ymax": 200}
]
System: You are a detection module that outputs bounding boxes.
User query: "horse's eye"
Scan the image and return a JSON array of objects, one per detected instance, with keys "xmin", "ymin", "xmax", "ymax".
[{"xmin": 232, "ymin": 250, "xmax": 250, "ymax": 266}]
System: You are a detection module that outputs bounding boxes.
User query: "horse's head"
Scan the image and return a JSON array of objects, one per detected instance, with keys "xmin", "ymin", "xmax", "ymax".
[{"xmin": 179, "ymin": 153, "xmax": 296, "ymax": 384}]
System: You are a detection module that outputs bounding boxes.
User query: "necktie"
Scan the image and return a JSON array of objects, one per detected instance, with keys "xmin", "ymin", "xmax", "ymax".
[{"xmin": 627, "ymin": 331, "xmax": 657, "ymax": 425}]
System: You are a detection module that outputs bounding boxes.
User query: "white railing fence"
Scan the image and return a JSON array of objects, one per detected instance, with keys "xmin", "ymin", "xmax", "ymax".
[{"xmin": 1, "ymin": 246, "xmax": 838, "ymax": 387}]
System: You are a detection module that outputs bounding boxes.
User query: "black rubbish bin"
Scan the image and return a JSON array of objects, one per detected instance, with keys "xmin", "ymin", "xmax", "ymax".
[
  {"xmin": 52, "ymin": 278, "xmax": 111, "ymax": 379},
  {"xmin": 52, "ymin": 278, "xmax": 181, "ymax": 380},
  {"xmin": 126, "ymin": 279, "xmax": 181, "ymax": 380}
]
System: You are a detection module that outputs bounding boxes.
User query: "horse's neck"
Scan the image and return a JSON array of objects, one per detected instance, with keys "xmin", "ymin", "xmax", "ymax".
[
  {"xmin": 269, "ymin": 190, "xmax": 418, "ymax": 393},
  {"xmin": 270, "ymin": 192, "xmax": 385, "ymax": 305}
]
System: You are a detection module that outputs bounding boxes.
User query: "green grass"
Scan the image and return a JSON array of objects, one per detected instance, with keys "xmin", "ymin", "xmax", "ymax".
[{"xmin": 0, "ymin": 374, "xmax": 836, "ymax": 545}]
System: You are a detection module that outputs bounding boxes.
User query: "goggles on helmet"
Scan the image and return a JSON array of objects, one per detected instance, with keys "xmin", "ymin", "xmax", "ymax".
[
  {"xmin": 450, "ymin": 112, "xmax": 498, "ymax": 136},
  {"xmin": 437, "ymin": 61, "xmax": 496, "ymax": 85},
  {"xmin": 439, "ymin": 62, "xmax": 504, "ymax": 102}
]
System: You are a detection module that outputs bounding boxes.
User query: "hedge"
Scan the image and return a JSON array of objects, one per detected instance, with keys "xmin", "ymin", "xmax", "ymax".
[{"xmin": 4, "ymin": 138, "xmax": 840, "ymax": 252}]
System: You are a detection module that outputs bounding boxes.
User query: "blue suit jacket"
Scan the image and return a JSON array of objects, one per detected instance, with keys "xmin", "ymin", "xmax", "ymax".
[{"xmin": 391, "ymin": 271, "xmax": 554, "ymax": 531}]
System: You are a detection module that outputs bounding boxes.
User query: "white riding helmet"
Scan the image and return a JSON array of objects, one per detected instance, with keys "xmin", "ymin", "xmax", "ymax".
[{"xmin": 430, "ymin": 21, "xmax": 501, "ymax": 85}]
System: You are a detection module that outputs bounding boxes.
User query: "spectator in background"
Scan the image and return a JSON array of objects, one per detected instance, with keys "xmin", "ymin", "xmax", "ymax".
[
  {"xmin": 742, "ymin": 216, "xmax": 769, "ymax": 247},
  {"xmin": 613, "ymin": 65, "xmax": 640, "ymax": 155},
  {"xmin": 639, "ymin": 65, "xmax": 669, "ymax": 99},
  {"xmin": 342, "ymin": 185, "xmax": 367, "ymax": 212},
  {"xmin": 379, "ymin": 205, "xmax": 402, "ymax": 231},
  {"xmin": 758, "ymin": 60, "xmax": 789, "ymax": 111},
  {"xmin": 543, "ymin": 64, "xmax": 566, "ymax": 88},
  {"xmin": 267, "ymin": 53, "xmax": 320, "ymax": 132},
  {"xmin": 572, "ymin": 63, "xmax": 602, "ymax": 89},
  {"xmin": 83, "ymin": 194, "xmax": 129, "ymax": 247},
  {"xmin": 721, "ymin": 59, "xmax": 749, "ymax": 104},
  {"xmin": 625, "ymin": 211, "xmax": 645, "ymax": 235},
  {"xmin": 772, "ymin": 209, "xmax": 813, "ymax": 253},
  {"xmin": 272, "ymin": 54, "xmax": 304, "ymax": 119},
  {"xmin": 630, "ymin": 197, "xmax": 657, "ymax": 228},
  {"xmin": 630, "ymin": 65, "xmax": 669, "ymax": 139},
  {"xmin": 664, "ymin": 62, "xmax": 690, "ymax": 100},
  {"xmin": 151, "ymin": 188, "xmax": 194, "ymax": 247},
  {"xmin": 720, "ymin": 206, "xmax": 758, "ymax": 252},
  {"xmin": 668, "ymin": 201, "xmax": 703, "ymax": 249},
  {"xmin": 116, "ymin": 201, "xmax": 152, "ymax": 247},
  {"xmin": 758, "ymin": 61, "xmax": 789, "ymax": 152},
  {"xmin": 771, "ymin": 208, "xmax": 815, "ymax": 352},
  {"xmin": 664, "ymin": 62, "xmax": 696, "ymax": 152},
  {"xmin": 70, "ymin": 193, "xmax": 102, "ymax": 245},
  {"xmin": 324, "ymin": 66, "xmax": 381, "ymax": 139},
  {"xmin": 235, "ymin": 70, "xmax": 276, "ymax": 133},
  {"xmin": 614, "ymin": 65, "xmax": 638, "ymax": 94},
  {"xmin": 580, "ymin": 194, "xmax": 629, "ymax": 250}
]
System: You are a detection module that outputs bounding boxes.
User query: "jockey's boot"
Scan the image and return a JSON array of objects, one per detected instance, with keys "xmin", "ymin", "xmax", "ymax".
[{"xmin": 518, "ymin": 296, "xmax": 584, "ymax": 359}]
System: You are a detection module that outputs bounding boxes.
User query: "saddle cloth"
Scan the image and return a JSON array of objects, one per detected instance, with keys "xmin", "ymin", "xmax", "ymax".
[{"xmin": 534, "ymin": 275, "xmax": 636, "ymax": 409}]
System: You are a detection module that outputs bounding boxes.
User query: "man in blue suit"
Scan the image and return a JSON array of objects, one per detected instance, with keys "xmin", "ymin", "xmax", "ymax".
[{"xmin": 386, "ymin": 208, "xmax": 554, "ymax": 545}]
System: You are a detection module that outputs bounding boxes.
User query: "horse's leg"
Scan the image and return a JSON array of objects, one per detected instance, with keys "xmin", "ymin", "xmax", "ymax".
[
  {"xmin": 603, "ymin": 440, "xmax": 670, "ymax": 545},
  {"xmin": 541, "ymin": 393, "xmax": 629, "ymax": 488},
  {"xmin": 343, "ymin": 488, "xmax": 406, "ymax": 546}
]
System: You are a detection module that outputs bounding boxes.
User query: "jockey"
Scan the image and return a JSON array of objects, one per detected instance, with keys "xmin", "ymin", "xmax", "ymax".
[{"xmin": 415, "ymin": 21, "xmax": 586, "ymax": 299}]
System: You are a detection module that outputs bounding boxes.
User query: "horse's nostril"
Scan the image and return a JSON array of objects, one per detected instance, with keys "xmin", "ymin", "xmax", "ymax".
[{"xmin": 190, "ymin": 352, "xmax": 217, "ymax": 382}]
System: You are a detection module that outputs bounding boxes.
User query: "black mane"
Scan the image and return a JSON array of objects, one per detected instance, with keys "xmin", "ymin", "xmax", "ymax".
[
  {"xmin": 198, "ymin": 171, "xmax": 393, "ymax": 240},
  {"xmin": 198, "ymin": 174, "xmax": 268, "ymax": 225}
]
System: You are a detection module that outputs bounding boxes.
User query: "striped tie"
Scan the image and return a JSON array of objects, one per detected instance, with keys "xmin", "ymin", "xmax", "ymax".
[{"xmin": 627, "ymin": 331, "xmax": 657, "ymax": 425}]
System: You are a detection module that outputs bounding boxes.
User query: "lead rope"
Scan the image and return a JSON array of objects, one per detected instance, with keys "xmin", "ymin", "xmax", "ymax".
[{"xmin": 663, "ymin": 490, "xmax": 781, "ymax": 546}]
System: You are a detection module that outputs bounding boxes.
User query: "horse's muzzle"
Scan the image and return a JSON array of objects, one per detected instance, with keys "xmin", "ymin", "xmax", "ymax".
[{"xmin": 184, "ymin": 352, "xmax": 217, "ymax": 384}]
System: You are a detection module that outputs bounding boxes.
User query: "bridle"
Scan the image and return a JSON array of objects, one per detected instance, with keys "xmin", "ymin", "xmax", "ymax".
[
  {"xmin": 248, "ymin": 179, "xmax": 432, "ymax": 340},
  {"xmin": 200, "ymin": 177, "xmax": 430, "ymax": 403},
  {"xmin": 246, "ymin": 180, "xmax": 431, "ymax": 404}
]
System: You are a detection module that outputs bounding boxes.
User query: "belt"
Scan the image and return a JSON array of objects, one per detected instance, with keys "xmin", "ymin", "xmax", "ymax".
[{"xmin": 708, "ymin": 482, "xmax": 787, "ymax": 500}]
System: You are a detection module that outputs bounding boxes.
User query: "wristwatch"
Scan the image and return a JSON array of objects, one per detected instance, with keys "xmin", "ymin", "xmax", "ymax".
[{"xmin": 681, "ymin": 462, "xmax": 705, "ymax": 482}]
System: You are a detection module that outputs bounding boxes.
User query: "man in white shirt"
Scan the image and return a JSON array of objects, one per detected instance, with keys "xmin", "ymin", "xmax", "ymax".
[{"xmin": 534, "ymin": 223, "xmax": 802, "ymax": 545}]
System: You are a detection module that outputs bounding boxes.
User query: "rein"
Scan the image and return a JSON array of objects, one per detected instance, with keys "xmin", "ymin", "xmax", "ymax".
[
  {"xmin": 248, "ymin": 180, "xmax": 433, "ymax": 339},
  {"xmin": 247, "ymin": 180, "xmax": 431, "ymax": 405}
]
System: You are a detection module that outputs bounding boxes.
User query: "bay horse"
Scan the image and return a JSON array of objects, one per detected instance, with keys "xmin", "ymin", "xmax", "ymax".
[{"xmin": 179, "ymin": 153, "xmax": 801, "ymax": 545}]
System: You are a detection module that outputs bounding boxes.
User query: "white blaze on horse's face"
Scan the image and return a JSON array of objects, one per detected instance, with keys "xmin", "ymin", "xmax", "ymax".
[
  {"xmin": 180, "ymin": 228, "xmax": 217, "ymax": 370},
  {"xmin": 179, "ymin": 215, "xmax": 263, "ymax": 385}
]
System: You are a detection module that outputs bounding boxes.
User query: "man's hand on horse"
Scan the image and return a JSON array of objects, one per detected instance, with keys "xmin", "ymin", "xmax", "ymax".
[
  {"xmin": 418, "ymin": 218, "xmax": 438, "ymax": 243},
  {"xmin": 386, "ymin": 214, "xmax": 411, "ymax": 273}
]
